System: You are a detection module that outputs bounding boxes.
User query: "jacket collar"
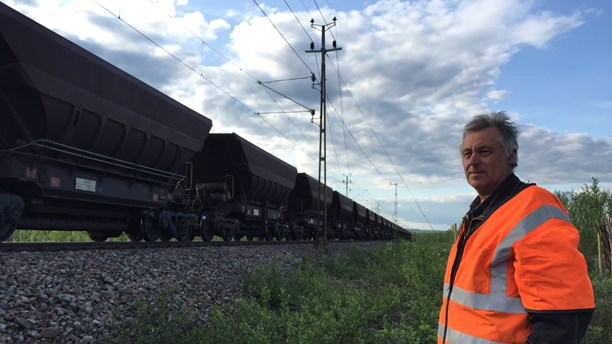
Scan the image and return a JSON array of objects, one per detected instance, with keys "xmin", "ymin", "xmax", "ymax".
[{"xmin": 463, "ymin": 173, "xmax": 531, "ymax": 239}]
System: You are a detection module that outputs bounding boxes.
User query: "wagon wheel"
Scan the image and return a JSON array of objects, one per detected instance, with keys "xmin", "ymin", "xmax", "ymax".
[
  {"xmin": 273, "ymin": 223, "xmax": 283, "ymax": 241},
  {"xmin": 188, "ymin": 221, "xmax": 197, "ymax": 241},
  {"xmin": 0, "ymin": 194, "xmax": 24, "ymax": 242},
  {"xmin": 296, "ymin": 228, "xmax": 304, "ymax": 241},
  {"xmin": 285, "ymin": 231, "xmax": 293, "ymax": 241},
  {"xmin": 0, "ymin": 218, "xmax": 17, "ymax": 243},
  {"xmin": 221, "ymin": 222, "xmax": 235, "ymax": 241},
  {"xmin": 231, "ymin": 221, "xmax": 242, "ymax": 241},
  {"xmin": 127, "ymin": 232, "xmax": 143, "ymax": 242},
  {"xmin": 175, "ymin": 217, "xmax": 192, "ymax": 241},
  {"xmin": 264, "ymin": 228, "xmax": 273, "ymax": 241},
  {"xmin": 88, "ymin": 232, "xmax": 108, "ymax": 242},
  {"xmin": 141, "ymin": 212, "xmax": 160, "ymax": 242},
  {"xmin": 200, "ymin": 216, "xmax": 214, "ymax": 241},
  {"xmin": 159, "ymin": 231, "xmax": 172, "ymax": 242}
]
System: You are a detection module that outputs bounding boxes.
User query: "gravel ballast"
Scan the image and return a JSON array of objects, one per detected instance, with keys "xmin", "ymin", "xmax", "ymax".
[{"xmin": 0, "ymin": 242, "xmax": 378, "ymax": 343}]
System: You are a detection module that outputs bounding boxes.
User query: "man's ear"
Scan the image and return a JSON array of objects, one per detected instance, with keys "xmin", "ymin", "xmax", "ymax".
[{"xmin": 509, "ymin": 149, "xmax": 518, "ymax": 167}]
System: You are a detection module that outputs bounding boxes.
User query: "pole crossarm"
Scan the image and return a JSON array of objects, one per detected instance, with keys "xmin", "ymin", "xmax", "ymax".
[{"xmin": 257, "ymin": 81, "xmax": 314, "ymax": 112}]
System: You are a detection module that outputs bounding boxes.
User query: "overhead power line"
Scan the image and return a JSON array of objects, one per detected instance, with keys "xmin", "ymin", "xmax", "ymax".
[
  {"xmin": 252, "ymin": 0, "xmax": 314, "ymax": 75},
  {"xmin": 145, "ymin": 0, "xmax": 261, "ymax": 82},
  {"xmin": 284, "ymin": 0, "xmax": 314, "ymax": 43},
  {"xmin": 324, "ymin": 61, "xmax": 434, "ymax": 230},
  {"xmin": 91, "ymin": 0, "xmax": 253, "ymax": 113}
]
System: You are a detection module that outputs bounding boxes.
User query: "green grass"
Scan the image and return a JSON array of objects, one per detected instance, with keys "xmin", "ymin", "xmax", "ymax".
[
  {"xmin": 6, "ymin": 229, "xmax": 129, "ymax": 242},
  {"xmin": 110, "ymin": 231, "xmax": 612, "ymax": 343}
]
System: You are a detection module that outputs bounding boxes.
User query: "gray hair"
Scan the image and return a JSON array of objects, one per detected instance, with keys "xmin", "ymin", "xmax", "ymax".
[{"xmin": 462, "ymin": 111, "xmax": 520, "ymax": 168}]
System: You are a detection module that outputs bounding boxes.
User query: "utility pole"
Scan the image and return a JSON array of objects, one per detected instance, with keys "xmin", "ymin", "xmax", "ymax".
[
  {"xmin": 306, "ymin": 17, "xmax": 341, "ymax": 243},
  {"xmin": 390, "ymin": 182, "xmax": 398, "ymax": 224},
  {"xmin": 342, "ymin": 173, "xmax": 352, "ymax": 196}
]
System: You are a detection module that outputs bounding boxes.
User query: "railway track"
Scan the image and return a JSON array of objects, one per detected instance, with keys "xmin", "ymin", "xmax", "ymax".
[{"xmin": 0, "ymin": 238, "xmax": 377, "ymax": 252}]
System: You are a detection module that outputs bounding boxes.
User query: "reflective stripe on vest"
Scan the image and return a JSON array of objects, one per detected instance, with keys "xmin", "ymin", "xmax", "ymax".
[
  {"xmin": 438, "ymin": 324, "xmax": 503, "ymax": 344},
  {"xmin": 439, "ymin": 205, "xmax": 571, "ymax": 342}
]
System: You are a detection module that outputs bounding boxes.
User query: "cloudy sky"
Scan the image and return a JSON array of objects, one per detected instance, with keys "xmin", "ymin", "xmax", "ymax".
[{"xmin": 3, "ymin": 0, "xmax": 611, "ymax": 230}]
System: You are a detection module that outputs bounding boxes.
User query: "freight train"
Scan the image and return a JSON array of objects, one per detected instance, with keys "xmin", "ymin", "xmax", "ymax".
[{"xmin": 0, "ymin": 3, "xmax": 411, "ymax": 243}]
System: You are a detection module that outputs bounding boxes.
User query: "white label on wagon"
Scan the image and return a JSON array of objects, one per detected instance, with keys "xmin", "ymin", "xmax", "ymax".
[{"xmin": 75, "ymin": 177, "xmax": 96, "ymax": 192}]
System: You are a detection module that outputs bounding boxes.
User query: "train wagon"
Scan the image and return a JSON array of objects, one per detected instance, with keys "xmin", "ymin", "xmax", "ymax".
[
  {"xmin": 392, "ymin": 222, "xmax": 412, "ymax": 240},
  {"xmin": 287, "ymin": 172, "xmax": 334, "ymax": 240},
  {"xmin": 329, "ymin": 190, "xmax": 353, "ymax": 239},
  {"xmin": 188, "ymin": 133, "xmax": 298, "ymax": 241},
  {"xmin": 0, "ymin": 3, "xmax": 213, "ymax": 242},
  {"xmin": 351, "ymin": 201, "xmax": 369, "ymax": 239}
]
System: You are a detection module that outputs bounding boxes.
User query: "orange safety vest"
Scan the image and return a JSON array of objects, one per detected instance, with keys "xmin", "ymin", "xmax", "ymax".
[{"xmin": 438, "ymin": 186, "xmax": 594, "ymax": 344}]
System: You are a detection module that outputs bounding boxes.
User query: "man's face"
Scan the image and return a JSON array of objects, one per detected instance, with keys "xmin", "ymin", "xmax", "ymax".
[{"xmin": 461, "ymin": 127, "xmax": 515, "ymax": 201}]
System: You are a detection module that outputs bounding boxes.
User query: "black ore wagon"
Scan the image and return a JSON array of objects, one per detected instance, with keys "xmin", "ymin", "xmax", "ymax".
[{"xmin": 0, "ymin": 3, "xmax": 213, "ymax": 242}]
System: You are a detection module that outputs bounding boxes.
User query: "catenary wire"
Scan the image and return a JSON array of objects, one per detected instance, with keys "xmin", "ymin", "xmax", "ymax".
[
  {"xmin": 146, "ymin": 0, "xmax": 310, "ymax": 114},
  {"xmin": 92, "ymin": 0, "xmax": 253, "ymax": 114},
  {"xmin": 327, "ymin": 60, "xmax": 434, "ymax": 229},
  {"xmin": 284, "ymin": 0, "xmax": 314, "ymax": 43},
  {"xmin": 252, "ymin": 0, "xmax": 314, "ymax": 75}
]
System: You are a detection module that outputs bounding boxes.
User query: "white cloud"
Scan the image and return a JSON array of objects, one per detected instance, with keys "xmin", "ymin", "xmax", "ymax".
[{"xmin": 486, "ymin": 89, "xmax": 507, "ymax": 101}]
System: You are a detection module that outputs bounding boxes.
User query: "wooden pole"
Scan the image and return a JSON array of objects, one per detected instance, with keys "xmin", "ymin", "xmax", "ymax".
[
  {"xmin": 597, "ymin": 231, "xmax": 603, "ymax": 275},
  {"xmin": 608, "ymin": 228, "xmax": 612, "ymax": 276}
]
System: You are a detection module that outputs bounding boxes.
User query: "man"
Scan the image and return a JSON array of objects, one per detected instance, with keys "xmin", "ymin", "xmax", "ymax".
[{"xmin": 438, "ymin": 112, "xmax": 595, "ymax": 343}]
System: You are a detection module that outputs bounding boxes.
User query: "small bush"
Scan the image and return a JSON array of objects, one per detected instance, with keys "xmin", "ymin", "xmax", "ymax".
[{"xmin": 583, "ymin": 275, "xmax": 612, "ymax": 344}]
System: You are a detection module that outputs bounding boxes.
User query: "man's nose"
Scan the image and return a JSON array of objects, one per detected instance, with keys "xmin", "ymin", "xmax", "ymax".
[{"xmin": 467, "ymin": 153, "xmax": 480, "ymax": 165}]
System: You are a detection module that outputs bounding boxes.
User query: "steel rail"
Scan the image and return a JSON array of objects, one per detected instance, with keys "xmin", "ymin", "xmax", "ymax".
[{"xmin": 0, "ymin": 239, "xmax": 381, "ymax": 253}]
